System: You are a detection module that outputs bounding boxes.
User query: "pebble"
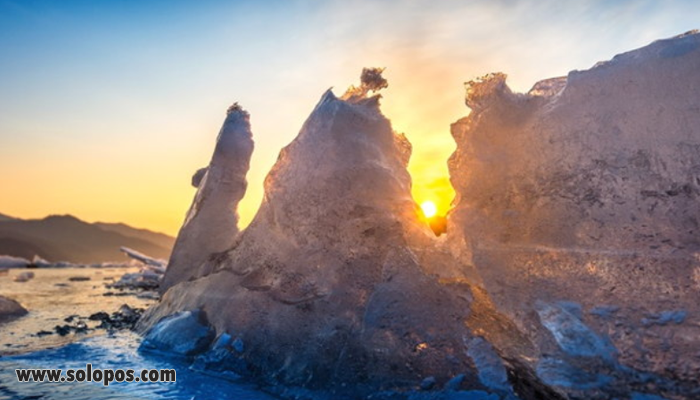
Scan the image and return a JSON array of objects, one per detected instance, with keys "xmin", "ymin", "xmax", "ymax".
[{"xmin": 13, "ymin": 271, "xmax": 35, "ymax": 282}]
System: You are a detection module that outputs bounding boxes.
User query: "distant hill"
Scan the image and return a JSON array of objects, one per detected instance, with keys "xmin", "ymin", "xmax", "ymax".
[
  {"xmin": 0, "ymin": 213, "xmax": 16, "ymax": 222},
  {"xmin": 0, "ymin": 237, "xmax": 68, "ymax": 261},
  {"xmin": 94, "ymin": 222, "xmax": 174, "ymax": 251},
  {"xmin": 0, "ymin": 214, "xmax": 174, "ymax": 263}
]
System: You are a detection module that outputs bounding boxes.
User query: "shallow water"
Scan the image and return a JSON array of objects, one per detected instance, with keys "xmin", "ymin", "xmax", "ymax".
[
  {"xmin": 0, "ymin": 267, "xmax": 153, "ymax": 354},
  {"xmin": 0, "ymin": 331, "xmax": 277, "ymax": 400},
  {"xmin": 0, "ymin": 267, "xmax": 277, "ymax": 399}
]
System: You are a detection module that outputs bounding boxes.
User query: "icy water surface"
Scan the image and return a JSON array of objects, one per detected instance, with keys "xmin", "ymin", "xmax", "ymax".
[
  {"xmin": 0, "ymin": 267, "xmax": 153, "ymax": 354},
  {"xmin": 0, "ymin": 331, "xmax": 277, "ymax": 400},
  {"xmin": 0, "ymin": 267, "xmax": 277, "ymax": 399}
]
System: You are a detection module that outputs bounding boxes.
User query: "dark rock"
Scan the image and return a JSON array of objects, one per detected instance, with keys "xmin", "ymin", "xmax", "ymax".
[
  {"xmin": 88, "ymin": 312, "xmax": 110, "ymax": 321},
  {"xmin": 64, "ymin": 315, "xmax": 80, "ymax": 323},
  {"xmin": 102, "ymin": 291, "xmax": 131, "ymax": 297},
  {"xmin": 0, "ymin": 295, "xmax": 28, "ymax": 323},
  {"xmin": 55, "ymin": 325, "xmax": 71, "ymax": 336},
  {"xmin": 93, "ymin": 304, "xmax": 143, "ymax": 331},
  {"xmin": 118, "ymin": 304, "xmax": 138, "ymax": 320}
]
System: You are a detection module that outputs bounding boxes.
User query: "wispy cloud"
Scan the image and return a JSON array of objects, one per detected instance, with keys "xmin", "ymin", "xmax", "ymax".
[{"xmin": 0, "ymin": 0, "xmax": 697, "ymax": 232}]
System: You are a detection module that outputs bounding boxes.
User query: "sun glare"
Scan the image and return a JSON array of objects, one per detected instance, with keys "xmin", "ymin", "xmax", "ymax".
[{"xmin": 420, "ymin": 201, "xmax": 437, "ymax": 218}]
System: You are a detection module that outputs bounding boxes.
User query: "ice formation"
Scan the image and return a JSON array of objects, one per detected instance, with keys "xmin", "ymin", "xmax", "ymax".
[
  {"xmin": 141, "ymin": 311, "xmax": 214, "ymax": 356},
  {"xmin": 448, "ymin": 31, "xmax": 700, "ymax": 398},
  {"xmin": 142, "ymin": 33, "xmax": 700, "ymax": 400},
  {"xmin": 0, "ymin": 255, "xmax": 30, "ymax": 269},
  {"xmin": 120, "ymin": 246, "xmax": 166, "ymax": 270},
  {"xmin": 160, "ymin": 104, "xmax": 254, "ymax": 292},
  {"xmin": 140, "ymin": 69, "xmax": 554, "ymax": 399},
  {"xmin": 108, "ymin": 247, "xmax": 167, "ymax": 291}
]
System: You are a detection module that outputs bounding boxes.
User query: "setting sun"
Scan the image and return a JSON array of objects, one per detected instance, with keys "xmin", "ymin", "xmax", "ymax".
[{"xmin": 420, "ymin": 201, "xmax": 438, "ymax": 218}]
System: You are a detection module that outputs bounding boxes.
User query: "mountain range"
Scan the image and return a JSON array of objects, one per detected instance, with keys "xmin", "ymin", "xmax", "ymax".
[{"xmin": 0, "ymin": 213, "xmax": 174, "ymax": 263}]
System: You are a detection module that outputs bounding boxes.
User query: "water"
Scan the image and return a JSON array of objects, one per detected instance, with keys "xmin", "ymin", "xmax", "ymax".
[
  {"xmin": 0, "ymin": 268, "xmax": 277, "ymax": 399},
  {"xmin": 0, "ymin": 331, "xmax": 276, "ymax": 400},
  {"xmin": 0, "ymin": 267, "xmax": 158, "ymax": 354}
]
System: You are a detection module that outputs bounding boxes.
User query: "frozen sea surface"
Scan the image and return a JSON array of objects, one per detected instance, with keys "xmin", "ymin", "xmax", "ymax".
[{"xmin": 0, "ymin": 331, "xmax": 277, "ymax": 400}]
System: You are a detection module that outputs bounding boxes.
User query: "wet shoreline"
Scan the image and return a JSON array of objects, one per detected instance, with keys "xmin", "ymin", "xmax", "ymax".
[
  {"xmin": 0, "ymin": 331, "xmax": 277, "ymax": 400},
  {"xmin": 0, "ymin": 267, "xmax": 277, "ymax": 399},
  {"xmin": 0, "ymin": 267, "xmax": 155, "ymax": 355}
]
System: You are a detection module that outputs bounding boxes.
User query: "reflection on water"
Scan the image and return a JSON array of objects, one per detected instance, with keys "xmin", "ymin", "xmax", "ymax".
[
  {"xmin": 0, "ymin": 267, "xmax": 153, "ymax": 354},
  {"xmin": 0, "ymin": 267, "xmax": 276, "ymax": 399},
  {"xmin": 0, "ymin": 331, "xmax": 276, "ymax": 400}
]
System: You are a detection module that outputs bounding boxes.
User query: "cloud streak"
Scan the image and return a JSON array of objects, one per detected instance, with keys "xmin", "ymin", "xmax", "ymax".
[{"xmin": 0, "ymin": 0, "xmax": 698, "ymax": 233}]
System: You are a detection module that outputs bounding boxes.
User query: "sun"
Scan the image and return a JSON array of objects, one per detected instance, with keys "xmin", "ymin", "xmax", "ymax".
[{"xmin": 420, "ymin": 201, "xmax": 438, "ymax": 218}]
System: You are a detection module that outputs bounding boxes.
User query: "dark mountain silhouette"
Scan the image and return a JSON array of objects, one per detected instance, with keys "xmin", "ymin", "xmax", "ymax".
[
  {"xmin": 94, "ymin": 222, "xmax": 174, "ymax": 251},
  {"xmin": 0, "ymin": 213, "xmax": 15, "ymax": 222},
  {"xmin": 0, "ymin": 214, "xmax": 174, "ymax": 263},
  {"xmin": 0, "ymin": 237, "xmax": 69, "ymax": 261}
]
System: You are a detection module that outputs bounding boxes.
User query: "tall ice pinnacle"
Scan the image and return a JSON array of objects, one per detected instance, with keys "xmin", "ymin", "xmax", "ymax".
[{"xmin": 160, "ymin": 103, "xmax": 254, "ymax": 292}]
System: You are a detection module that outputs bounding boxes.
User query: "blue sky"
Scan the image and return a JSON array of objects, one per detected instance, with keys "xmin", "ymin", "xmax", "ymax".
[{"xmin": 1, "ymin": 0, "xmax": 698, "ymax": 234}]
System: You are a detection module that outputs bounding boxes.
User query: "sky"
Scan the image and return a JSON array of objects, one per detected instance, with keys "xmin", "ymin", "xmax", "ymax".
[{"xmin": 1, "ymin": 0, "xmax": 698, "ymax": 236}]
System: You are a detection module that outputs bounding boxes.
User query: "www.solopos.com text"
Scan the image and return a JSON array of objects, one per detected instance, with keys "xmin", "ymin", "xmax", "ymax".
[{"xmin": 15, "ymin": 364, "xmax": 176, "ymax": 386}]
